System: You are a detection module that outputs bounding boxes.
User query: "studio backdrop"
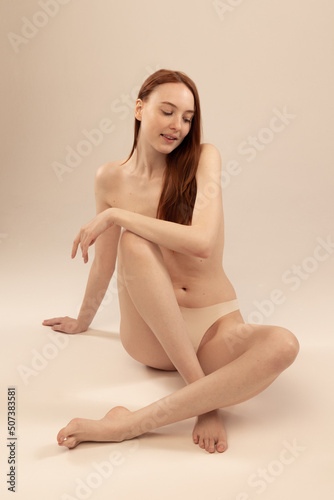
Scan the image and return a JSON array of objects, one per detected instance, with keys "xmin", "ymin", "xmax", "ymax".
[{"xmin": 1, "ymin": 0, "xmax": 333, "ymax": 341}]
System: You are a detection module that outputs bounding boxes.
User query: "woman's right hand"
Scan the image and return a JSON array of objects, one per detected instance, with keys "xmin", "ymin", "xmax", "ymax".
[{"xmin": 42, "ymin": 317, "xmax": 88, "ymax": 334}]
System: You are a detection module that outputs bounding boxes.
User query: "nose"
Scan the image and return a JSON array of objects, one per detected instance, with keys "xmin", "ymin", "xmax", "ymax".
[{"xmin": 170, "ymin": 114, "xmax": 182, "ymax": 131}]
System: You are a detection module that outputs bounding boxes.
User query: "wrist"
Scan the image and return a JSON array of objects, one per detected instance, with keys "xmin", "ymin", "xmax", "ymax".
[
  {"xmin": 76, "ymin": 312, "xmax": 92, "ymax": 330},
  {"xmin": 108, "ymin": 207, "xmax": 118, "ymax": 226}
]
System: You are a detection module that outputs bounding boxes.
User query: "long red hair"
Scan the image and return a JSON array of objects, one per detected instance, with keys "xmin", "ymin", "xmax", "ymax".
[{"xmin": 124, "ymin": 69, "xmax": 202, "ymax": 225}]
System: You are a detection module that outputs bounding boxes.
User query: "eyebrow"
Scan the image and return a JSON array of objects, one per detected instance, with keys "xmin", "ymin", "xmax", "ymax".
[{"xmin": 160, "ymin": 101, "xmax": 195, "ymax": 114}]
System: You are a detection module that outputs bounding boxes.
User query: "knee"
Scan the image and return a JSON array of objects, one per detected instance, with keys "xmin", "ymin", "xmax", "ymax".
[
  {"xmin": 119, "ymin": 230, "xmax": 151, "ymax": 259},
  {"xmin": 267, "ymin": 327, "xmax": 300, "ymax": 372}
]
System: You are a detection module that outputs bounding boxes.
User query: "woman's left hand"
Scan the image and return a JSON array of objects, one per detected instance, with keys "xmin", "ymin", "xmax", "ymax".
[{"xmin": 72, "ymin": 208, "xmax": 114, "ymax": 263}]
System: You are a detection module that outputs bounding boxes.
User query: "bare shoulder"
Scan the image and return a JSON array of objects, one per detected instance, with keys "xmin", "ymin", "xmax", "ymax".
[
  {"xmin": 94, "ymin": 159, "xmax": 125, "ymax": 207},
  {"xmin": 198, "ymin": 143, "xmax": 222, "ymax": 174},
  {"xmin": 95, "ymin": 159, "xmax": 124, "ymax": 187},
  {"xmin": 200, "ymin": 143, "xmax": 221, "ymax": 157}
]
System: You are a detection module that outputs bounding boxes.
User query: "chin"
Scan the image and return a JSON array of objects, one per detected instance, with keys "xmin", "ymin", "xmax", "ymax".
[{"xmin": 156, "ymin": 143, "xmax": 178, "ymax": 154}]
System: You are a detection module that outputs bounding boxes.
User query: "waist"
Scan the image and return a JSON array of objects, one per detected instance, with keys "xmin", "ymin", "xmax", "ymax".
[{"xmin": 173, "ymin": 277, "xmax": 237, "ymax": 308}]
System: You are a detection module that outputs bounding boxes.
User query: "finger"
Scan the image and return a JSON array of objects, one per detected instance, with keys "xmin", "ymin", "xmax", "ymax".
[
  {"xmin": 72, "ymin": 234, "xmax": 80, "ymax": 259},
  {"xmin": 81, "ymin": 235, "xmax": 98, "ymax": 263},
  {"xmin": 54, "ymin": 328, "xmax": 75, "ymax": 335},
  {"xmin": 42, "ymin": 318, "xmax": 63, "ymax": 325},
  {"xmin": 51, "ymin": 324, "xmax": 62, "ymax": 331},
  {"xmin": 80, "ymin": 238, "xmax": 90, "ymax": 263},
  {"xmin": 80, "ymin": 243, "xmax": 88, "ymax": 263},
  {"xmin": 84, "ymin": 250, "xmax": 89, "ymax": 263},
  {"xmin": 51, "ymin": 324, "xmax": 67, "ymax": 333}
]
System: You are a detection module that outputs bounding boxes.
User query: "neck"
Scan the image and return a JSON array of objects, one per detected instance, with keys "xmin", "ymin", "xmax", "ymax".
[{"xmin": 131, "ymin": 135, "xmax": 167, "ymax": 180}]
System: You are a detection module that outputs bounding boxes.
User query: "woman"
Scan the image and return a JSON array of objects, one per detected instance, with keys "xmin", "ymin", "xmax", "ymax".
[{"xmin": 43, "ymin": 69, "xmax": 299, "ymax": 453}]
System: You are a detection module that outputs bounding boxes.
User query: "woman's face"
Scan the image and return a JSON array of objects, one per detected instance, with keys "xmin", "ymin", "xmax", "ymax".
[{"xmin": 136, "ymin": 82, "xmax": 195, "ymax": 154}]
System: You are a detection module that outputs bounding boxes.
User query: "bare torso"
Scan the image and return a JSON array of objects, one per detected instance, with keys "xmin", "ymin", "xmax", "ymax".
[{"xmin": 104, "ymin": 158, "xmax": 237, "ymax": 308}]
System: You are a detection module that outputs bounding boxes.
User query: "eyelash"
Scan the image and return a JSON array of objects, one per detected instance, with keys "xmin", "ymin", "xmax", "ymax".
[{"xmin": 162, "ymin": 111, "xmax": 192, "ymax": 124}]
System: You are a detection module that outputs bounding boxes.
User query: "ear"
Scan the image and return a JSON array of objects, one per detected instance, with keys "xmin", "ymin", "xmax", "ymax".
[{"xmin": 135, "ymin": 99, "xmax": 143, "ymax": 121}]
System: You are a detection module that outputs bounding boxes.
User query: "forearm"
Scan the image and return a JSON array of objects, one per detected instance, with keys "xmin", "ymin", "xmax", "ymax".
[
  {"xmin": 77, "ymin": 259, "xmax": 114, "ymax": 328},
  {"xmin": 110, "ymin": 208, "xmax": 208, "ymax": 258}
]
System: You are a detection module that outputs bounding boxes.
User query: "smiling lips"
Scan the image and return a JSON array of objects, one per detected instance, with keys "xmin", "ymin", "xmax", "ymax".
[{"xmin": 161, "ymin": 134, "xmax": 178, "ymax": 143}]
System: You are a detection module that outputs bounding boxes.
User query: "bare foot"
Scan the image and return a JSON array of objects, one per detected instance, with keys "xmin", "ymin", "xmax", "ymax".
[
  {"xmin": 57, "ymin": 406, "xmax": 133, "ymax": 449},
  {"xmin": 192, "ymin": 409, "xmax": 227, "ymax": 453}
]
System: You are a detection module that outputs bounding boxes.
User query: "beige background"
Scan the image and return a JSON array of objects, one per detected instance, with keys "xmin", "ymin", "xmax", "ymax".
[{"xmin": 1, "ymin": 1, "xmax": 333, "ymax": 499}]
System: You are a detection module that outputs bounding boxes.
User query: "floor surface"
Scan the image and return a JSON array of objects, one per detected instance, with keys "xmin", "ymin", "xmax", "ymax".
[{"xmin": 1, "ymin": 249, "xmax": 333, "ymax": 500}]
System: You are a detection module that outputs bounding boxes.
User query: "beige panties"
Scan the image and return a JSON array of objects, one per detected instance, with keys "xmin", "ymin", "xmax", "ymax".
[{"xmin": 179, "ymin": 298, "xmax": 240, "ymax": 352}]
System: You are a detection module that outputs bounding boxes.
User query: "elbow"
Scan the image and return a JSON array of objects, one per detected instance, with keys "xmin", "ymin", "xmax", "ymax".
[
  {"xmin": 183, "ymin": 228, "xmax": 216, "ymax": 259},
  {"xmin": 191, "ymin": 241, "xmax": 214, "ymax": 259},
  {"xmin": 197, "ymin": 246, "xmax": 213, "ymax": 259}
]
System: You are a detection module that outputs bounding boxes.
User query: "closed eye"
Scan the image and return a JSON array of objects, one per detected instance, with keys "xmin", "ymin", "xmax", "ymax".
[{"xmin": 162, "ymin": 110, "xmax": 192, "ymax": 124}]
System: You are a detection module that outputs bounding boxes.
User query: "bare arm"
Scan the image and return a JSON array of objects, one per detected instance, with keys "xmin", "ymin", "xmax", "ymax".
[
  {"xmin": 43, "ymin": 165, "xmax": 121, "ymax": 333},
  {"xmin": 113, "ymin": 144, "xmax": 222, "ymax": 256},
  {"xmin": 74, "ymin": 144, "xmax": 223, "ymax": 263},
  {"xmin": 74, "ymin": 226, "xmax": 121, "ymax": 330}
]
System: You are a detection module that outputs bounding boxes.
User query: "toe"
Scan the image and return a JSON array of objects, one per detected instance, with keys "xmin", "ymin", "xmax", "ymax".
[
  {"xmin": 210, "ymin": 440, "xmax": 216, "ymax": 454},
  {"xmin": 62, "ymin": 436, "xmax": 77, "ymax": 449},
  {"xmin": 57, "ymin": 428, "xmax": 67, "ymax": 444},
  {"xmin": 57, "ymin": 419, "xmax": 79, "ymax": 445},
  {"xmin": 199, "ymin": 437, "xmax": 205, "ymax": 449},
  {"xmin": 204, "ymin": 438, "xmax": 211, "ymax": 452},
  {"xmin": 206, "ymin": 438, "xmax": 215, "ymax": 454},
  {"xmin": 216, "ymin": 438, "xmax": 227, "ymax": 453},
  {"xmin": 192, "ymin": 433, "xmax": 199, "ymax": 444}
]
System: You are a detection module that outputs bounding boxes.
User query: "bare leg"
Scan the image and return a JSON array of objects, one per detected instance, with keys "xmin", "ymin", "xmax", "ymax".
[
  {"xmin": 57, "ymin": 323, "xmax": 299, "ymax": 449},
  {"xmin": 57, "ymin": 232, "xmax": 299, "ymax": 451},
  {"xmin": 116, "ymin": 230, "xmax": 206, "ymax": 384},
  {"xmin": 116, "ymin": 230, "xmax": 228, "ymax": 452}
]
